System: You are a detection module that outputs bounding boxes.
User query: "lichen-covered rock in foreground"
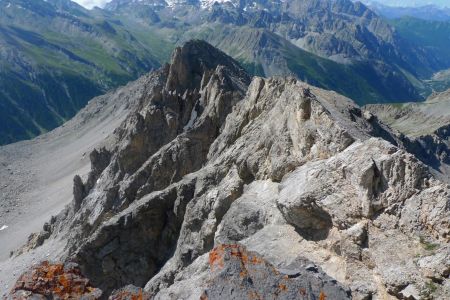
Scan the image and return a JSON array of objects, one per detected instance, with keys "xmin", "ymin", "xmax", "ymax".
[
  {"xmin": 7, "ymin": 261, "xmax": 102, "ymax": 299},
  {"xmin": 109, "ymin": 285, "xmax": 152, "ymax": 300},
  {"xmin": 202, "ymin": 244, "xmax": 351, "ymax": 300}
]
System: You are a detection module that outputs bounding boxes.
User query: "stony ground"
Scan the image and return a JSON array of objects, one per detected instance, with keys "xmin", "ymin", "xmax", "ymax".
[
  {"xmin": 0, "ymin": 74, "xmax": 152, "ymax": 295},
  {"xmin": 365, "ymin": 89, "xmax": 450, "ymax": 138}
]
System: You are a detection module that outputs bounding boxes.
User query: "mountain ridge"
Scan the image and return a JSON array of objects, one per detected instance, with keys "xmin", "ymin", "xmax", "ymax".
[
  {"xmin": 1, "ymin": 40, "xmax": 449, "ymax": 300},
  {"xmin": 366, "ymin": 2, "xmax": 450, "ymax": 21},
  {"xmin": 1, "ymin": 0, "xmax": 450, "ymax": 146},
  {"xmin": 107, "ymin": 0, "xmax": 437, "ymax": 101}
]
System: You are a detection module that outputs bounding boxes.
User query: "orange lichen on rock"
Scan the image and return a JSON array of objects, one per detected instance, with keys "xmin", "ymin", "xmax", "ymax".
[
  {"xmin": 230, "ymin": 246, "xmax": 249, "ymax": 264},
  {"xmin": 239, "ymin": 270, "xmax": 248, "ymax": 278},
  {"xmin": 109, "ymin": 285, "xmax": 151, "ymax": 300},
  {"xmin": 8, "ymin": 261, "xmax": 102, "ymax": 299},
  {"xmin": 250, "ymin": 255, "xmax": 263, "ymax": 265},
  {"xmin": 209, "ymin": 244, "xmax": 252, "ymax": 271},
  {"xmin": 319, "ymin": 291, "xmax": 327, "ymax": 300},
  {"xmin": 210, "ymin": 244, "xmax": 266, "ymax": 272},
  {"xmin": 278, "ymin": 283, "xmax": 287, "ymax": 292},
  {"xmin": 132, "ymin": 290, "xmax": 143, "ymax": 300},
  {"xmin": 209, "ymin": 245, "xmax": 226, "ymax": 271}
]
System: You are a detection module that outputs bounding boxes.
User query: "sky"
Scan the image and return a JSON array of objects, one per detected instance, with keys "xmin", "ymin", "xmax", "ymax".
[{"xmin": 73, "ymin": 0, "xmax": 111, "ymax": 9}]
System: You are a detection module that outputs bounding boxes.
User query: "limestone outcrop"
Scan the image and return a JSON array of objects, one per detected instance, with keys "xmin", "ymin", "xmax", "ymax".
[{"xmin": 7, "ymin": 41, "xmax": 450, "ymax": 300}]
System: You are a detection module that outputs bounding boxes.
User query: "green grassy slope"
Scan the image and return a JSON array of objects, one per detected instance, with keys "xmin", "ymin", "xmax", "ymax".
[
  {"xmin": 390, "ymin": 17, "xmax": 450, "ymax": 66},
  {"xmin": 0, "ymin": 0, "xmax": 168, "ymax": 144},
  {"xmin": 389, "ymin": 17, "xmax": 450, "ymax": 93}
]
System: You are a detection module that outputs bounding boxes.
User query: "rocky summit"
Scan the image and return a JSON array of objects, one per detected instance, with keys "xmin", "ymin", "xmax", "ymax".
[{"xmin": 2, "ymin": 40, "xmax": 450, "ymax": 300}]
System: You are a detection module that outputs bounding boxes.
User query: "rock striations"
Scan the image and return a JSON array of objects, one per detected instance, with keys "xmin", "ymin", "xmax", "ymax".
[{"xmin": 4, "ymin": 41, "xmax": 450, "ymax": 300}]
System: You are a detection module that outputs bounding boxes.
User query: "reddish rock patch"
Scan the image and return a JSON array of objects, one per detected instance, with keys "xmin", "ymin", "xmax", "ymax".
[
  {"xmin": 109, "ymin": 285, "xmax": 152, "ymax": 300},
  {"xmin": 8, "ymin": 261, "xmax": 102, "ymax": 299},
  {"xmin": 208, "ymin": 244, "xmax": 226, "ymax": 271}
]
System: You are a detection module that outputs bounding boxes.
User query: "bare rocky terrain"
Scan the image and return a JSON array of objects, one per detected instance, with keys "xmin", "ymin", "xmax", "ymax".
[
  {"xmin": 1, "ymin": 41, "xmax": 450, "ymax": 299},
  {"xmin": 366, "ymin": 90, "xmax": 450, "ymax": 180},
  {"xmin": 0, "ymin": 74, "xmax": 153, "ymax": 286},
  {"xmin": 366, "ymin": 89, "xmax": 450, "ymax": 138}
]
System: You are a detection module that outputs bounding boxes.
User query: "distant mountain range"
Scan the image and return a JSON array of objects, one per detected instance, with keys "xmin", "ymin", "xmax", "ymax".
[
  {"xmin": 360, "ymin": 0, "xmax": 450, "ymax": 88},
  {"xmin": 360, "ymin": 0, "xmax": 450, "ymax": 8},
  {"xmin": 389, "ymin": 17, "xmax": 450, "ymax": 81},
  {"xmin": 363, "ymin": 1, "xmax": 450, "ymax": 21},
  {"xmin": 2, "ymin": 0, "xmax": 450, "ymax": 144}
]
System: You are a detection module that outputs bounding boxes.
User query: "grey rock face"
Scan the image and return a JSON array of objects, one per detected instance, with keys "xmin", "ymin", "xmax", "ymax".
[
  {"xmin": 276, "ymin": 138, "xmax": 449, "ymax": 298},
  {"xmin": 75, "ymin": 178, "xmax": 197, "ymax": 293},
  {"xmin": 73, "ymin": 175, "xmax": 86, "ymax": 212},
  {"xmin": 44, "ymin": 40, "xmax": 251, "ymax": 294},
  {"xmin": 10, "ymin": 41, "xmax": 450, "ymax": 300},
  {"xmin": 203, "ymin": 244, "xmax": 351, "ymax": 300}
]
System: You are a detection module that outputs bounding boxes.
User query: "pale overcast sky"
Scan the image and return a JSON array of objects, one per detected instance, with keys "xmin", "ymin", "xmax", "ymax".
[{"xmin": 73, "ymin": 0, "xmax": 111, "ymax": 9}]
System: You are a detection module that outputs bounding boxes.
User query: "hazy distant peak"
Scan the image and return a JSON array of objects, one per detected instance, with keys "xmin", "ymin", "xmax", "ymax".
[{"xmin": 359, "ymin": 0, "xmax": 450, "ymax": 9}]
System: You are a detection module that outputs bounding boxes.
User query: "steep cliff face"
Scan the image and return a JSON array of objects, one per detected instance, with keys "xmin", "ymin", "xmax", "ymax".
[{"xmin": 5, "ymin": 41, "xmax": 450, "ymax": 300}]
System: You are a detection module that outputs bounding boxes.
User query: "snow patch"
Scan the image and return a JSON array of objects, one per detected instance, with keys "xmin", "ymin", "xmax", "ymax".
[
  {"xmin": 200, "ymin": 0, "xmax": 235, "ymax": 9},
  {"xmin": 0, "ymin": 225, "xmax": 8, "ymax": 231}
]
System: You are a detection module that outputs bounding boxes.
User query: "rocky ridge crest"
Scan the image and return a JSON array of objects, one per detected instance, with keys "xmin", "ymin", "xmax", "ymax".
[{"xmin": 7, "ymin": 41, "xmax": 450, "ymax": 300}]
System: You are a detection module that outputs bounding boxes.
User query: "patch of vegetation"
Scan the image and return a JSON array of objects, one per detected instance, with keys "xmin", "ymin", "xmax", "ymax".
[
  {"xmin": 419, "ymin": 236, "xmax": 440, "ymax": 251},
  {"xmin": 0, "ymin": 68, "xmax": 102, "ymax": 144},
  {"xmin": 240, "ymin": 61, "xmax": 265, "ymax": 77},
  {"xmin": 390, "ymin": 17, "xmax": 450, "ymax": 65},
  {"xmin": 285, "ymin": 48, "xmax": 420, "ymax": 105},
  {"xmin": 420, "ymin": 281, "xmax": 438, "ymax": 299}
]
